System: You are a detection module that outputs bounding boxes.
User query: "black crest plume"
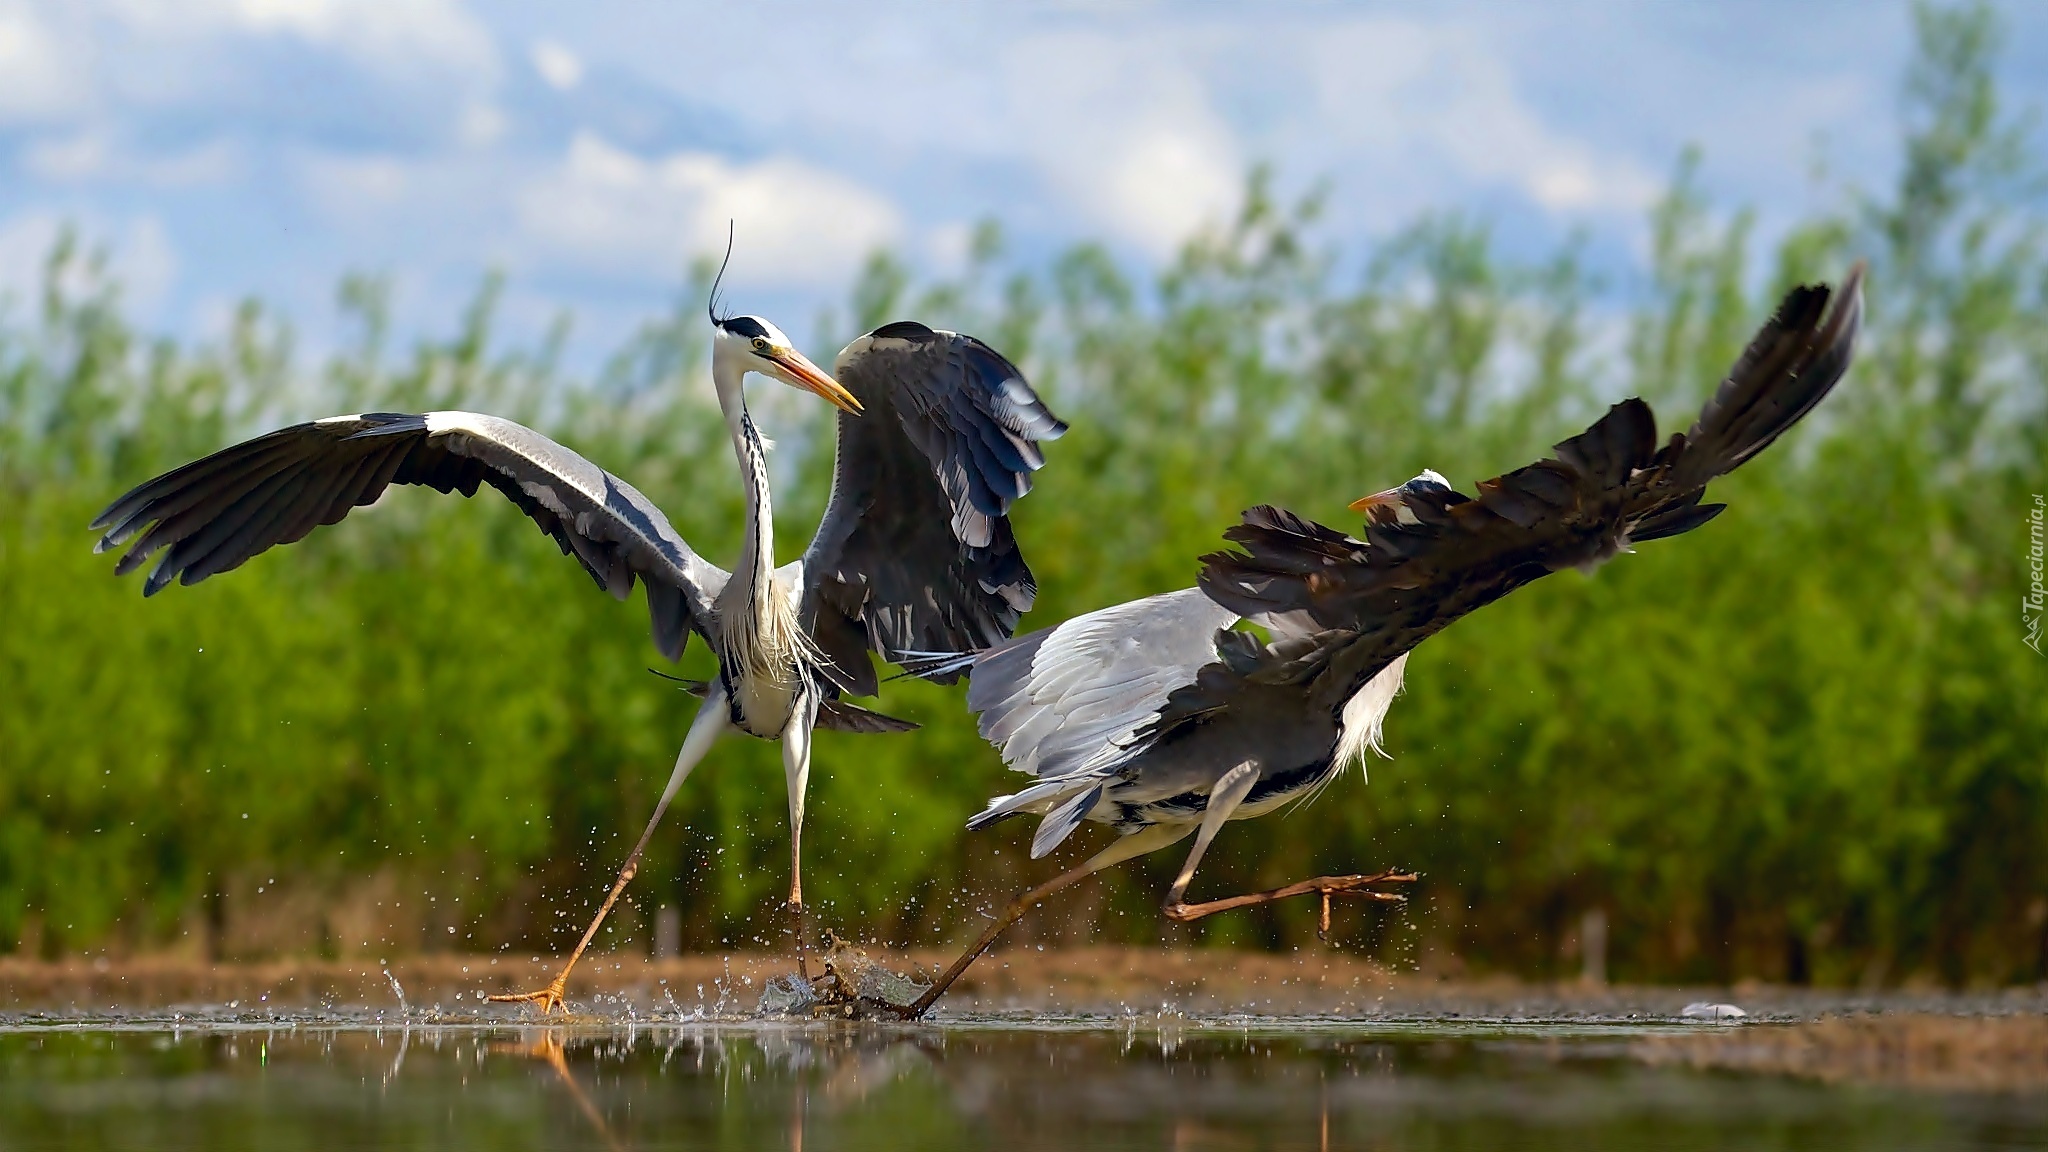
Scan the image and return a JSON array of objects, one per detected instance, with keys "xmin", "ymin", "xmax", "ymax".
[{"xmin": 707, "ymin": 220, "xmax": 735, "ymax": 327}]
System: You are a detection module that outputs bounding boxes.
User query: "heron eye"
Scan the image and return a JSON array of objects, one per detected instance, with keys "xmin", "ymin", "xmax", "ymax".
[{"xmin": 752, "ymin": 338, "xmax": 769, "ymax": 352}]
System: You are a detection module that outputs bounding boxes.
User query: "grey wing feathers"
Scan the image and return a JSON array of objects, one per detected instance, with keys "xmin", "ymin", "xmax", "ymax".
[
  {"xmin": 803, "ymin": 322, "xmax": 1066, "ymax": 693},
  {"xmin": 970, "ymin": 588, "xmax": 1238, "ymax": 780},
  {"xmin": 90, "ymin": 411, "xmax": 727, "ymax": 661},
  {"xmin": 963, "ymin": 588, "xmax": 1237, "ymax": 852},
  {"xmin": 1029, "ymin": 783, "xmax": 1107, "ymax": 858}
]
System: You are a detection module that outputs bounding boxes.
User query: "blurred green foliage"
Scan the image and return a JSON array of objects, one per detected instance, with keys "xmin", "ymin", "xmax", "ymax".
[{"xmin": 3, "ymin": 3, "xmax": 2044, "ymax": 984}]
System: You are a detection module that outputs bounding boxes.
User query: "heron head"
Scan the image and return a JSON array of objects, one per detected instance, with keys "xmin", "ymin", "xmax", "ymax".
[{"xmin": 713, "ymin": 315, "xmax": 862, "ymax": 414}]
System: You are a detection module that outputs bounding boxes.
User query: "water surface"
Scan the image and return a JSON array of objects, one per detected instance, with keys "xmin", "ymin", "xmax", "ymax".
[{"xmin": 4, "ymin": 1017, "xmax": 2044, "ymax": 1151}]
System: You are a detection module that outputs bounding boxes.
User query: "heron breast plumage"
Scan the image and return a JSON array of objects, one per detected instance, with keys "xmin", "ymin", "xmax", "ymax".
[{"xmin": 715, "ymin": 566, "xmax": 815, "ymax": 739}]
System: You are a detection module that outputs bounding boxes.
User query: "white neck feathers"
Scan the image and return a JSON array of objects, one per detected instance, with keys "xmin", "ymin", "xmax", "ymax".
[
  {"xmin": 1331, "ymin": 652, "xmax": 1410, "ymax": 782},
  {"xmin": 711, "ymin": 354, "xmax": 813, "ymax": 690}
]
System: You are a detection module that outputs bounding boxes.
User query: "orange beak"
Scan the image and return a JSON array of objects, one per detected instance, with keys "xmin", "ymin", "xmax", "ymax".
[{"xmin": 769, "ymin": 349, "xmax": 863, "ymax": 414}]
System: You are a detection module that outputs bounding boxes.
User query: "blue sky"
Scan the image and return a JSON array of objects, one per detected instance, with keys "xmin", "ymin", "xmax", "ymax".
[{"xmin": 0, "ymin": 1, "xmax": 2041, "ymax": 368}]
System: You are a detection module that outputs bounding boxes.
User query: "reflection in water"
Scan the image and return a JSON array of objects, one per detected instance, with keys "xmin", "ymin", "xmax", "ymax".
[
  {"xmin": 502, "ymin": 1031, "xmax": 623, "ymax": 1152},
  {"xmin": 3, "ymin": 1021, "xmax": 2047, "ymax": 1151}
]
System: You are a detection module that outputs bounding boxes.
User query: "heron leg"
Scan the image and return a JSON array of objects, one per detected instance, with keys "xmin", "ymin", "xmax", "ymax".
[
  {"xmin": 1158, "ymin": 761, "xmax": 1261, "ymax": 915},
  {"xmin": 1161, "ymin": 871, "xmax": 1417, "ymax": 936},
  {"xmin": 781, "ymin": 700, "xmax": 816, "ymax": 981},
  {"xmin": 489, "ymin": 687, "xmax": 730, "ymax": 1016},
  {"xmin": 895, "ymin": 822, "xmax": 1193, "ymax": 1019},
  {"xmin": 1159, "ymin": 762, "xmax": 1413, "ymax": 934}
]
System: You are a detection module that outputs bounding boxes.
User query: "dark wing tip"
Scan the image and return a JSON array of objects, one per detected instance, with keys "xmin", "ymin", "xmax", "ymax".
[
  {"xmin": 1630, "ymin": 500, "xmax": 1727, "ymax": 543},
  {"xmin": 1672, "ymin": 262, "xmax": 1865, "ymax": 489},
  {"xmin": 1820, "ymin": 261, "xmax": 1865, "ymax": 357},
  {"xmin": 1234, "ymin": 503, "xmax": 1319, "ymax": 536},
  {"xmin": 815, "ymin": 698, "xmax": 922, "ymax": 733},
  {"xmin": 964, "ymin": 806, "xmax": 1019, "ymax": 832}
]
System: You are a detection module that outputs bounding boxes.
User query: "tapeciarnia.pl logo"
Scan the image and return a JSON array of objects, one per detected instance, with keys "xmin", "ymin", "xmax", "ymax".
[{"xmin": 2027, "ymin": 493, "xmax": 2045, "ymax": 655}]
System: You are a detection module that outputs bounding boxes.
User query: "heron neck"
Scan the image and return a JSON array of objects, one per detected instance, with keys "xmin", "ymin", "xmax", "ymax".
[{"xmin": 713, "ymin": 357, "xmax": 775, "ymax": 613}]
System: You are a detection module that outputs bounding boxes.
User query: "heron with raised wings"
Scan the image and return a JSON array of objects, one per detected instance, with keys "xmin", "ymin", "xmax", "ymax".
[
  {"xmin": 897, "ymin": 266, "xmax": 1862, "ymax": 1017},
  {"xmin": 91, "ymin": 272, "xmax": 1066, "ymax": 1014}
]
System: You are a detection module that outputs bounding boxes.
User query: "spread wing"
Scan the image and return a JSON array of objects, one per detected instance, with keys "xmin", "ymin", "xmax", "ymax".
[
  {"xmin": 802, "ymin": 322, "xmax": 1067, "ymax": 694},
  {"xmin": 959, "ymin": 588, "xmax": 1239, "ymax": 851},
  {"xmin": 91, "ymin": 411, "xmax": 729, "ymax": 661},
  {"xmin": 970, "ymin": 588, "xmax": 1238, "ymax": 782},
  {"xmin": 1180, "ymin": 265, "xmax": 1865, "ymax": 731}
]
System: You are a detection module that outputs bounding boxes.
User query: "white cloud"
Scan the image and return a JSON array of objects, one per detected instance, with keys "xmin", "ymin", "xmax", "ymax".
[
  {"xmin": 995, "ymin": 29, "xmax": 1243, "ymax": 257},
  {"xmin": 612, "ymin": 16, "xmax": 1249, "ymax": 258},
  {"xmin": 626, "ymin": 10, "xmax": 1659, "ymax": 250},
  {"xmin": 24, "ymin": 131, "xmax": 242, "ymax": 185},
  {"xmin": 295, "ymin": 149, "xmax": 412, "ymax": 218},
  {"xmin": 529, "ymin": 39, "xmax": 582, "ymax": 92},
  {"xmin": 0, "ymin": 3, "xmax": 85, "ymax": 122},
  {"xmin": 111, "ymin": 0, "xmax": 498, "ymax": 81},
  {"xmin": 0, "ymin": 0, "xmax": 1957, "ymax": 371},
  {"xmin": 24, "ymin": 131, "xmax": 118, "ymax": 181},
  {"xmin": 629, "ymin": 11, "xmax": 1642, "ymax": 256},
  {"xmin": 456, "ymin": 100, "xmax": 506, "ymax": 148},
  {"xmin": 1099, "ymin": 125, "xmax": 1242, "ymax": 253},
  {"xmin": 516, "ymin": 132, "xmax": 901, "ymax": 286},
  {"xmin": 0, "ymin": 0, "xmax": 502, "ymax": 142},
  {"xmin": 1303, "ymin": 18, "xmax": 1661, "ymax": 217},
  {"xmin": 922, "ymin": 221, "xmax": 975, "ymax": 275}
]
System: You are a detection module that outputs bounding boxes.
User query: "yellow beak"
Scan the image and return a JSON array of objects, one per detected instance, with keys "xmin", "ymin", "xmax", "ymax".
[{"xmin": 770, "ymin": 349, "xmax": 863, "ymax": 414}]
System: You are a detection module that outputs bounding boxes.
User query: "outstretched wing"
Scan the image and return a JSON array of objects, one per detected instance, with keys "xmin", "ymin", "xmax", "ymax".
[
  {"xmin": 970, "ymin": 589, "xmax": 1238, "ymax": 781},
  {"xmin": 802, "ymin": 322, "xmax": 1067, "ymax": 694},
  {"xmin": 91, "ymin": 411, "xmax": 729, "ymax": 660},
  {"xmin": 1195, "ymin": 265, "xmax": 1865, "ymax": 716},
  {"xmin": 960, "ymin": 588, "xmax": 1238, "ymax": 851}
]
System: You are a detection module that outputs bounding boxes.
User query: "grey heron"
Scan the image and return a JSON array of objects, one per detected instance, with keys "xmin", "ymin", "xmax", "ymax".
[
  {"xmin": 90, "ymin": 280, "xmax": 1066, "ymax": 1014},
  {"xmin": 897, "ymin": 265, "xmax": 1862, "ymax": 1017}
]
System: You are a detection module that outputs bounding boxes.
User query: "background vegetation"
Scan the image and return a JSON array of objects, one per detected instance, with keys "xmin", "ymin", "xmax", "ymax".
[{"xmin": 3, "ymin": 4, "xmax": 2043, "ymax": 985}]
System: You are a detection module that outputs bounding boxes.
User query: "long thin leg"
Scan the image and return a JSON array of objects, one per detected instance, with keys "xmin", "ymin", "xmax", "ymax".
[
  {"xmin": 1160, "ymin": 761, "xmax": 1260, "ymax": 911},
  {"xmin": 1158, "ymin": 761, "xmax": 1414, "ymax": 932},
  {"xmin": 490, "ymin": 687, "xmax": 731, "ymax": 1015},
  {"xmin": 899, "ymin": 822, "xmax": 1193, "ymax": 1019},
  {"xmin": 780, "ymin": 697, "xmax": 816, "ymax": 981},
  {"xmin": 1163, "ymin": 870, "xmax": 1416, "ymax": 934}
]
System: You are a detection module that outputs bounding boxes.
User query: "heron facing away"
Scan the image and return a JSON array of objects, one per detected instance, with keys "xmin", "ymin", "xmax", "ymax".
[
  {"xmin": 91, "ymin": 286, "xmax": 1066, "ymax": 1014},
  {"xmin": 896, "ymin": 265, "xmax": 1863, "ymax": 1017}
]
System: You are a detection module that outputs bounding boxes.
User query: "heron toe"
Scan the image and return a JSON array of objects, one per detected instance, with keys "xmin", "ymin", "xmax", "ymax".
[{"xmin": 488, "ymin": 980, "xmax": 569, "ymax": 1016}]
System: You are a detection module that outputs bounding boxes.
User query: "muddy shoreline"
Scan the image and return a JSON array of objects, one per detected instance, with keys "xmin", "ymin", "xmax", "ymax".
[{"xmin": 8, "ymin": 945, "xmax": 2047, "ymax": 1021}]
